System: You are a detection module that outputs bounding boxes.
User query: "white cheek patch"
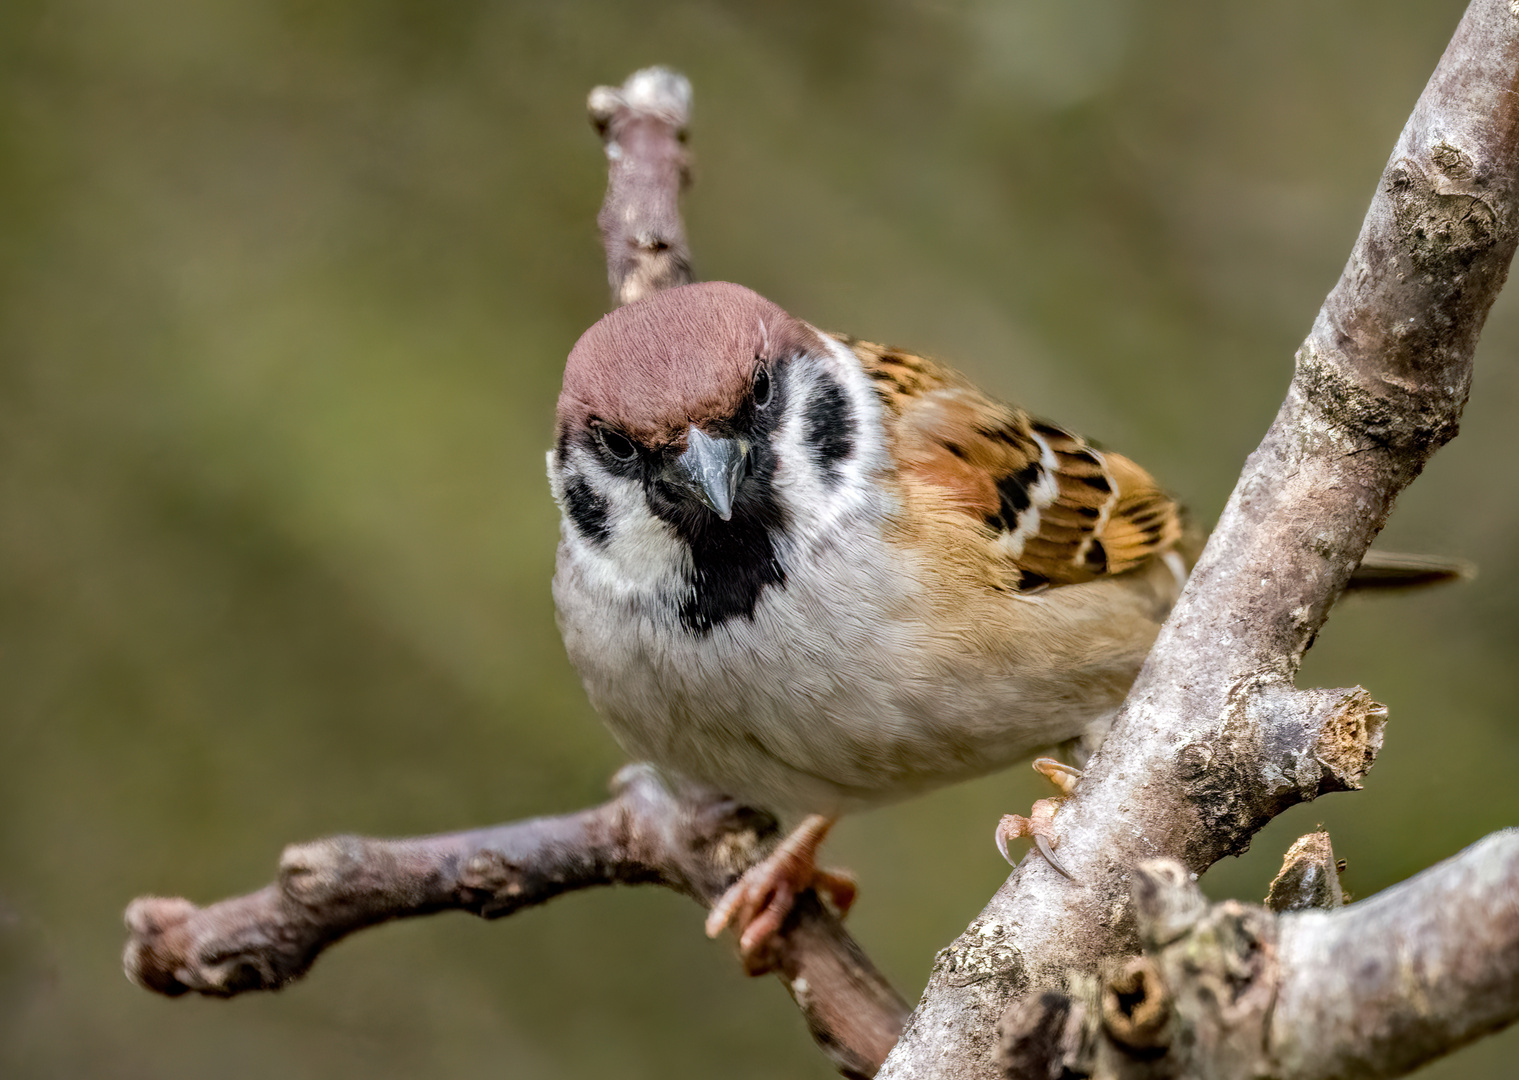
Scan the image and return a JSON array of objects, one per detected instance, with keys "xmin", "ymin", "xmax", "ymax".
[
  {"xmin": 550, "ymin": 445, "xmax": 691, "ymax": 598},
  {"xmin": 601, "ymin": 506, "xmax": 691, "ymax": 594}
]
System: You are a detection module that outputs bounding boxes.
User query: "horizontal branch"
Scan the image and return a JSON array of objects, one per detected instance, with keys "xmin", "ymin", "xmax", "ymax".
[
  {"xmin": 884, "ymin": 2, "xmax": 1519, "ymax": 1075},
  {"xmin": 1273, "ymin": 829, "xmax": 1519, "ymax": 1078},
  {"xmin": 998, "ymin": 829, "xmax": 1519, "ymax": 1079},
  {"xmin": 123, "ymin": 765, "xmax": 908, "ymax": 1078}
]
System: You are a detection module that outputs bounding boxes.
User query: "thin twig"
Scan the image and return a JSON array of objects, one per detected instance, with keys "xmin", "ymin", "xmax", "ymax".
[{"xmin": 588, "ymin": 67, "xmax": 695, "ymax": 307}]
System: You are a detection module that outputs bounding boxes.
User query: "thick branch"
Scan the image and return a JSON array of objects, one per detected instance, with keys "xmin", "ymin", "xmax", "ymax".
[
  {"xmin": 124, "ymin": 765, "xmax": 907, "ymax": 1078},
  {"xmin": 1272, "ymin": 830, "xmax": 1519, "ymax": 1078},
  {"xmin": 588, "ymin": 67, "xmax": 695, "ymax": 306},
  {"xmin": 883, "ymin": 3, "xmax": 1519, "ymax": 1076},
  {"xmin": 998, "ymin": 830, "xmax": 1519, "ymax": 1079}
]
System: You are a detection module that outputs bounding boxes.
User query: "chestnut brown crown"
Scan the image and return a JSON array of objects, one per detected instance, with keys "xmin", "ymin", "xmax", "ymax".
[{"xmin": 558, "ymin": 281, "xmax": 820, "ymax": 446}]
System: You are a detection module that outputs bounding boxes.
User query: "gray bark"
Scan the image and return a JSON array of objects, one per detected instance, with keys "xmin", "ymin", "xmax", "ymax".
[
  {"xmin": 880, "ymin": 1, "xmax": 1519, "ymax": 1075},
  {"xmin": 998, "ymin": 831, "xmax": 1519, "ymax": 1080}
]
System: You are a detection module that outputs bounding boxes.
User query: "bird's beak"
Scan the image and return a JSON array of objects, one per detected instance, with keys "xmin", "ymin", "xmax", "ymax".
[{"xmin": 668, "ymin": 425, "xmax": 750, "ymax": 521}]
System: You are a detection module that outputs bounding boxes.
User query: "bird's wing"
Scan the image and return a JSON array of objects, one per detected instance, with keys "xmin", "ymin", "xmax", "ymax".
[{"xmin": 843, "ymin": 337, "xmax": 1184, "ymax": 590}]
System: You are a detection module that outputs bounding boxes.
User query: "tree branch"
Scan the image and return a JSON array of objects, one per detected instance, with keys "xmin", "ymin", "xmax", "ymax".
[
  {"xmin": 1274, "ymin": 829, "xmax": 1519, "ymax": 1078},
  {"xmin": 587, "ymin": 66, "xmax": 695, "ymax": 307},
  {"xmin": 122, "ymin": 68, "xmax": 909, "ymax": 1080},
  {"xmin": 998, "ymin": 830, "xmax": 1519, "ymax": 1079},
  {"xmin": 124, "ymin": 766, "xmax": 907, "ymax": 1078},
  {"xmin": 122, "ymin": 766, "xmax": 765, "ymax": 998},
  {"xmin": 881, "ymin": 2, "xmax": 1519, "ymax": 1075}
]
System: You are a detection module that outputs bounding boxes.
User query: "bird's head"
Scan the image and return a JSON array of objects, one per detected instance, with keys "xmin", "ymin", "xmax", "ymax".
[
  {"xmin": 550, "ymin": 281, "xmax": 884, "ymax": 631},
  {"xmin": 556, "ymin": 281, "xmax": 818, "ymax": 523}
]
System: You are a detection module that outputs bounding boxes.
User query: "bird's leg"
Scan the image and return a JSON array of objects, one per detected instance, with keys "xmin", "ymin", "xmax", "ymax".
[
  {"xmin": 996, "ymin": 757, "xmax": 1082, "ymax": 880},
  {"xmin": 705, "ymin": 813, "xmax": 856, "ymax": 974}
]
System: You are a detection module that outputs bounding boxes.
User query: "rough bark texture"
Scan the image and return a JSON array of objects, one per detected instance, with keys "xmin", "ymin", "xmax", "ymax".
[
  {"xmin": 998, "ymin": 832, "xmax": 1519, "ymax": 1079},
  {"xmin": 1272, "ymin": 830, "xmax": 1519, "ymax": 1078},
  {"xmin": 880, "ymin": 2, "xmax": 1519, "ymax": 1076},
  {"xmin": 124, "ymin": 766, "xmax": 908, "ymax": 1078}
]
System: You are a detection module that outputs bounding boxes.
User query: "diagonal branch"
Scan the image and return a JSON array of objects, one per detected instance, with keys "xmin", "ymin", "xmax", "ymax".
[{"xmin": 882, "ymin": 2, "xmax": 1519, "ymax": 1075}]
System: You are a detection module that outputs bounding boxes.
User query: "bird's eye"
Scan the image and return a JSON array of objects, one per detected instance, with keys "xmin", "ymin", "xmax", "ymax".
[
  {"xmin": 596, "ymin": 426, "xmax": 638, "ymax": 462},
  {"xmin": 753, "ymin": 365, "xmax": 773, "ymax": 409}
]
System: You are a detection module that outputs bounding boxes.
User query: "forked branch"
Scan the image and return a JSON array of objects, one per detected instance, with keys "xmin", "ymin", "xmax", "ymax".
[
  {"xmin": 1000, "ymin": 831, "xmax": 1519, "ymax": 1079},
  {"xmin": 882, "ymin": 2, "xmax": 1519, "ymax": 1075}
]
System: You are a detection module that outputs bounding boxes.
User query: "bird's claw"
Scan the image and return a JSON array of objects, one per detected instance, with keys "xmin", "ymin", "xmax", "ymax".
[
  {"xmin": 1033, "ymin": 832, "xmax": 1075, "ymax": 880},
  {"xmin": 704, "ymin": 814, "xmax": 852, "ymax": 975},
  {"xmin": 995, "ymin": 757, "xmax": 1083, "ymax": 879}
]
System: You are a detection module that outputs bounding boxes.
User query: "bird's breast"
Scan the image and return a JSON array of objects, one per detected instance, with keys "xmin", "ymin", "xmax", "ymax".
[{"xmin": 553, "ymin": 504, "xmax": 1163, "ymax": 818}]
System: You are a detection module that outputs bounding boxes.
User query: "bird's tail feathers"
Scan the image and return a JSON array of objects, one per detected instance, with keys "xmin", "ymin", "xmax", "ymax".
[{"xmin": 1347, "ymin": 550, "xmax": 1475, "ymax": 592}]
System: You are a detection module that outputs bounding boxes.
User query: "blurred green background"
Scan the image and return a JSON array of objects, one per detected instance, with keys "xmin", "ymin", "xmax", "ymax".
[{"xmin": 3, "ymin": 1, "xmax": 1517, "ymax": 1076}]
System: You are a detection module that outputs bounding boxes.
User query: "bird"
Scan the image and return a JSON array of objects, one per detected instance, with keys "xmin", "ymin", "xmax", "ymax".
[{"xmin": 547, "ymin": 279, "xmax": 1463, "ymax": 971}]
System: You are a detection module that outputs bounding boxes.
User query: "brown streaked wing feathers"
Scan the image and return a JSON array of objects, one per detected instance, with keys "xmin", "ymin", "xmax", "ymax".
[{"xmin": 844, "ymin": 337, "xmax": 1183, "ymax": 588}]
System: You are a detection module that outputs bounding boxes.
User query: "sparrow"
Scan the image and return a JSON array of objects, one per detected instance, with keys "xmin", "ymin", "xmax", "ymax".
[
  {"xmin": 547, "ymin": 278, "xmax": 1199, "ymax": 968},
  {"xmin": 546, "ymin": 280, "xmax": 1457, "ymax": 970}
]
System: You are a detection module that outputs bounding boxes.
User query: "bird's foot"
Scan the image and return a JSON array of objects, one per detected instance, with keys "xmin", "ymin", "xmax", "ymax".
[
  {"xmin": 996, "ymin": 757, "xmax": 1083, "ymax": 880},
  {"xmin": 705, "ymin": 813, "xmax": 855, "ymax": 975}
]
